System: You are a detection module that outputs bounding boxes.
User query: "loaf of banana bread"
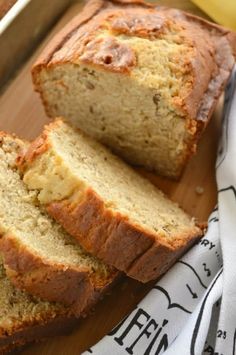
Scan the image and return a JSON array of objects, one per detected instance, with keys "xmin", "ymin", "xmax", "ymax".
[{"xmin": 32, "ymin": 0, "xmax": 236, "ymax": 178}]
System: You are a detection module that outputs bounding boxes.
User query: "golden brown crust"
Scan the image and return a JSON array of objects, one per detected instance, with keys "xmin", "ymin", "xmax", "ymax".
[
  {"xmin": 32, "ymin": 0, "xmax": 105, "ymax": 68},
  {"xmin": 0, "ymin": 234, "xmax": 117, "ymax": 315},
  {"xmin": 31, "ymin": 0, "xmax": 152, "ymax": 69},
  {"xmin": 32, "ymin": 0, "xmax": 236, "ymax": 102},
  {"xmin": 79, "ymin": 36, "xmax": 136, "ymax": 73},
  {"xmin": 32, "ymin": 1, "xmax": 159, "ymax": 75},
  {"xmin": 31, "ymin": 0, "xmax": 236, "ymax": 179},
  {"xmin": 16, "ymin": 132, "xmax": 50, "ymax": 170},
  {"xmin": 19, "ymin": 119, "xmax": 202, "ymax": 282},
  {"xmin": 46, "ymin": 189, "xmax": 201, "ymax": 283},
  {"xmin": 166, "ymin": 8, "xmax": 236, "ymax": 122},
  {"xmin": 0, "ymin": 315, "xmax": 78, "ymax": 355}
]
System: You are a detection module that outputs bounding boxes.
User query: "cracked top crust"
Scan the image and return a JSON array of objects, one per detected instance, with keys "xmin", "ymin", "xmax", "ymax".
[{"xmin": 33, "ymin": 0, "xmax": 236, "ymax": 122}]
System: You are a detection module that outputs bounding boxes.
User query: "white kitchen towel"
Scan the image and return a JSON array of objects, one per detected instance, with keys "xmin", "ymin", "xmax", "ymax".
[{"xmin": 83, "ymin": 67, "xmax": 236, "ymax": 355}]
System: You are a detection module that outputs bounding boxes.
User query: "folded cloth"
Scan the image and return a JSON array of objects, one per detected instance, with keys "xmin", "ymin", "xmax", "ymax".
[{"xmin": 83, "ymin": 67, "xmax": 236, "ymax": 355}]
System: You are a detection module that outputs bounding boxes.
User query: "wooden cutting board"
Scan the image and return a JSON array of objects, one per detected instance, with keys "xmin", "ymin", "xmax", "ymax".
[{"xmin": 0, "ymin": 1, "xmax": 220, "ymax": 354}]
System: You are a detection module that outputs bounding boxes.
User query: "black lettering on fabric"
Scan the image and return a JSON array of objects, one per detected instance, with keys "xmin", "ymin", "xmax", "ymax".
[
  {"xmin": 202, "ymin": 263, "xmax": 211, "ymax": 277},
  {"xmin": 114, "ymin": 308, "xmax": 150, "ymax": 346},
  {"xmin": 144, "ymin": 320, "xmax": 168, "ymax": 355},
  {"xmin": 204, "ymin": 344, "xmax": 214, "ymax": 354},
  {"xmin": 178, "ymin": 261, "xmax": 207, "ymax": 289},
  {"xmin": 190, "ymin": 269, "xmax": 223, "ymax": 355},
  {"xmin": 201, "ymin": 239, "xmax": 210, "ymax": 247},
  {"xmin": 200, "ymin": 239, "xmax": 216, "ymax": 250},
  {"xmin": 154, "ymin": 333, "xmax": 168, "ymax": 354},
  {"xmin": 125, "ymin": 319, "xmax": 158, "ymax": 354}
]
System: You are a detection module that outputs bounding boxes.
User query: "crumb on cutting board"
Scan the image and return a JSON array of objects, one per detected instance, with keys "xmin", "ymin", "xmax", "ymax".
[{"xmin": 195, "ymin": 186, "xmax": 204, "ymax": 195}]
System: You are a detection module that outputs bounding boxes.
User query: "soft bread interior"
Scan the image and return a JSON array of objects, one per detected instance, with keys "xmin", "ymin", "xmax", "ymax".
[
  {"xmin": 0, "ymin": 135, "xmax": 110, "ymax": 279},
  {"xmin": 35, "ymin": 20, "xmax": 195, "ymax": 178},
  {"xmin": 0, "ymin": 257, "xmax": 66, "ymax": 335},
  {"xmin": 23, "ymin": 120, "xmax": 200, "ymax": 245}
]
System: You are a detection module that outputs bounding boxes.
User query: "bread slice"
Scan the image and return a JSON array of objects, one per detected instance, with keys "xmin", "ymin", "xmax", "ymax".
[
  {"xmin": 0, "ymin": 256, "xmax": 78, "ymax": 355},
  {"xmin": 0, "ymin": 132, "xmax": 116, "ymax": 315},
  {"xmin": 32, "ymin": 0, "xmax": 236, "ymax": 178},
  {"xmin": 19, "ymin": 119, "xmax": 202, "ymax": 283}
]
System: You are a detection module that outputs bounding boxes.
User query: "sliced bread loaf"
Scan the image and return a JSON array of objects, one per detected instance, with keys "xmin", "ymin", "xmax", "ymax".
[
  {"xmin": 32, "ymin": 0, "xmax": 236, "ymax": 178},
  {"xmin": 19, "ymin": 119, "xmax": 202, "ymax": 283},
  {"xmin": 0, "ymin": 132, "xmax": 116, "ymax": 315},
  {"xmin": 0, "ymin": 256, "xmax": 77, "ymax": 354}
]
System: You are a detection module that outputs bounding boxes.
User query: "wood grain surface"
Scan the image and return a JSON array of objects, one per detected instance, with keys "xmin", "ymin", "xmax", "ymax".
[{"xmin": 0, "ymin": 1, "xmax": 220, "ymax": 354}]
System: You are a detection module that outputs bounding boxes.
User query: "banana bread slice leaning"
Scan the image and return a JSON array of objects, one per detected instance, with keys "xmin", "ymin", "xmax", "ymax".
[
  {"xmin": 0, "ymin": 257, "xmax": 78, "ymax": 355},
  {"xmin": 0, "ymin": 132, "xmax": 116, "ymax": 315},
  {"xmin": 19, "ymin": 119, "xmax": 202, "ymax": 283},
  {"xmin": 32, "ymin": 0, "xmax": 236, "ymax": 179}
]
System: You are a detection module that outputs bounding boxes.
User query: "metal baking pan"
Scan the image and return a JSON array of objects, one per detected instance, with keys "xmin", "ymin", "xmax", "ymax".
[{"xmin": 0, "ymin": 0, "xmax": 74, "ymax": 89}]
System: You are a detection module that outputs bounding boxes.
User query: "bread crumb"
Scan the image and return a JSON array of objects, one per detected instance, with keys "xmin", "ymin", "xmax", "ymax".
[{"xmin": 195, "ymin": 186, "xmax": 204, "ymax": 195}]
